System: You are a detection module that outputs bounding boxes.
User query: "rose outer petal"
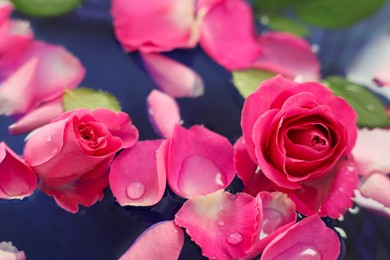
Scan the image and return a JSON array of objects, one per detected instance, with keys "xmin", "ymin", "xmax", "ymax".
[
  {"xmin": 0, "ymin": 142, "xmax": 37, "ymax": 200},
  {"xmin": 141, "ymin": 53, "xmax": 204, "ymax": 98},
  {"xmin": 165, "ymin": 125, "xmax": 235, "ymax": 199},
  {"xmin": 360, "ymin": 172, "xmax": 390, "ymax": 209},
  {"xmin": 120, "ymin": 221, "xmax": 184, "ymax": 260},
  {"xmin": 174, "ymin": 190, "xmax": 257, "ymax": 259},
  {"xmin": 260, "ymin": 215, "xmax": 340, "ymax": 260},
  {"xmin": 147, "ymin": 89, "xmax": 181, "ymax": 138},
  {"xmin": 233, "ymin": 136, "xmax": 257, "ymax": 188},
  {"xmin": 109, "ymin": 140, "xmax": 166, "ymax": 207},
  {"xmin": 198, "ymin": 0, "xmax": 262, "ymax": 70}
]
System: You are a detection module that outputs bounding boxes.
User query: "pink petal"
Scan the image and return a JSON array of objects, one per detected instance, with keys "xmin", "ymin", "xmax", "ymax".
[
  {"xmin": 120, "ymin": 221, "xmax": 184, "ymax": 260},
  {"xmin": 360, "ymin": 172, "xmax": 390, "ymax": 209},
  {"xmin": 111, "ymin": 0, "xmax": 198, "ymax": 53},
  {"xmin": 92, "ymin": 108, "xmax": 139, "ymax": 149},
  {"xmin": 109, "ymin": 140, "xmax": 166, "ymax": 207},
  {"xmin": 141, "ymin": 53, "xmax": 204, "ymax": 98},
  {"xmin": 243, "ymin": 170, "xmax": 275, "ymax": 197},
  {"xmin": 165, "ymin": 125, "xmax": 235, "ymax": 199},
  {"xmin": 244, "ymin": 192, "xmax": 296, "ymax": 259},
  {"xmin": 147, "ymin": 89, "xmax": 181, "ymax": 138},
  {"xmin": 260, "ymin": 215, "xmax": 340, "ymax": 260},
  {"xmin": 0, "ymin": 241, "xmax": 26, "ymax": 260},
  {"xmin": 253, "ymin": 32, "xmax": 320, "ymax": 82},
  {"xmin": 39, "ymin": 160, "xmax": 110, "ymax": 213},
  {"xmin": 354, "ymin": 189, "xmax": 390, "ymax": 219},
  {"xmin": 198, "ymin": 0, "xmax": 262, "ymax": 70},
  {"xmin": 0, "ymin": 142, "xmax": 37, "ymax": 200},
  {"xmin": 174, "ymin": 190, "xmax": 258, "ymax": 259},
  {"xmin": 233, "ymin": 137, "xmax": 257, "ymax": 188},
  {"xmin": 9, "ymin": 97, "xmax": 64, "ymax": 135},
  {"xmin": 352, "ymin": 128, "xmax": 390, "ymax": 177}
]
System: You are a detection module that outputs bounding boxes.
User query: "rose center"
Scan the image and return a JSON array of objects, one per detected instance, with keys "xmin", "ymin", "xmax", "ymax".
[{"xmin": 287, "ymin": 124, "xmax": 330, "ymax": 152}]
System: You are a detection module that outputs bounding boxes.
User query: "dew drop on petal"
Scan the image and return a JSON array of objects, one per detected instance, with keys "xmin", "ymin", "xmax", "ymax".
[
  {"xmin": 46, "ymin": 135, "xmax": 52, "ymax": 142},
  {"xmin": 226, "ymin": 232, "xmax": 243, "ymax": 245},
  {"xmin": 217, "ymin": 221, "xmax": 225, "ymax": 227},
  {"xmin": 126, "ymin": 182, "xmax": 145, "ymax": 200}
]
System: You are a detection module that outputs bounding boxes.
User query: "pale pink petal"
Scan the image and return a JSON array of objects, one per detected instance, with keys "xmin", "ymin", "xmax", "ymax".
[
  {"xmin": 360, "ymin": 172, "xmax": 390, "ymax": 209},
  {"xmin": 0, "ymin": 241, "xmax": 26, "ymax": 260},
  {"xmin": 92, "ymin": 108, "xmax": 139, "ymax": 149},
  {"xmin": 374, "ymin": 58, "xmax": 390, "ymax": 87},
  {"xmin": 233, "ymin": 137, "xmax": 257, "ymax": 188},
  {"xmin": 112, "ymin": 0, "xmax": 198, "ymax": 53},
  {"xmin": 0, "ymin": 142, "xmax": 37, "ymax": 200},
  {"xmin": 141, "ymin": 53, "xmax": 204, "ymax": 98},
  {"xmin": 198, "ymin": 0, "xmax": 262, "ymax": 70},
  {"xmin": 166, "ymin": 125, "xmax": 235, "ymax": 199},
  {"xmin": 244, "ymin": 192, "xmax": 296, "ymax": 259},
  {"xmin": 260, "ymin": 215, "xmax": 340, "ymax": 260},
  {"xmin": 9, "ymin": 97, "xmax": 64, "ymax": 135},
  {"xmin": 109, "ymin": 140, "xmax": 166, "ymax": 206},
  {"xmin": 147, "ymin": 89, "xmax": 181, "ymax": 138},
  {"xmin": 352, "ymin": 128, "xmax": 390, "ymax": 177},
  {"xmin": 120, "ymin": 221, "xmax": 184, "ymax": 260},
  {"xmin": 175, "ymin": 190, "xmax": 258, "ymax": 259},
  {"xmin": 0, "ymin": 57, "xmax": 38, "ymax": 115},
  {"xmin": 354, "ymin": 190, "xmax": 390, "ymax": 219},
  {"xmin": 40, "ymin": 160, "xmax": 110, "ymax": 213},
  {"xmin": 252, "ymin": 32, "xmax": 320, "ymax": 82}
]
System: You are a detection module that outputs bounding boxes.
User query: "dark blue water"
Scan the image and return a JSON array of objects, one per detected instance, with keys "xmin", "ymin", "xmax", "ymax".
[{"xmin": 1, "ymin": 0, "xmax": 390, "ymax": 259}]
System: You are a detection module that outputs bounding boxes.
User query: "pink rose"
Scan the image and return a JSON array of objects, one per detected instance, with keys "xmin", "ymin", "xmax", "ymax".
[
  {"xmin": 240, "ymin": 75, "xmax": 358, "ymax": 217},
  {"xmin": 23, "ymin": 108, "xmax": 138, "ymax": 212}
]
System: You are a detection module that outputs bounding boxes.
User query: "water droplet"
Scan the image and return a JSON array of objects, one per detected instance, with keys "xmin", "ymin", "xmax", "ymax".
[
  {"xmin": 226, "ymin": 232, "xmax": 243, "ymax": 245},
  {"xmin": 46, "ymin": 135, "xmax": 52, "ymax": 142},
  {"xmin": 366, "ymin": 105, "xmax": 375, "ymax": 112},
  {"xmin": 334, "ymin": 227, "xmax": 347, "ymax": 239},
  {"xmin": 255, "ymin": 166, "xmax": 261, "ymax": 174},
  {"xmin": 179, "ymin": 119, "xmax": 184, "ymax": 125},
  {"xmin": 215, "ymin": 172, "xmax": 224, "ymax": 186},
  {"xmin": 217, "ymin": 221, "xmax": 225, "ymax": 227},
  {"xmin": 260, "ymin": 15, "xmax": 269, "ymax": 25},
  {"xmin": 218, "ymin": 205, "xmax": 224, "ymax": 211},
  {"xmin": 348, "ymin": 206, "xmax": 360, "ymax": 214},
  {"xmin": 338, "ymin": 215, "xmax": 344, "ymax": 222},
  {"xmin": 201, "ymin": 225, "xmax": 205, "ymax": 229},
  {"xmin": 148, "ymin": 109, "xmax": 154, "ymax": 115},
  {"xmin": 311, "ymin": 44, "xmax": 320, "ymax": 53},
  {"xmin": 227, "ymin": 193, "xmax": 237, "ymax": 201},
  {"xmin": 126, "ymin": 182, "xmax": 145, "ymax": 200}
]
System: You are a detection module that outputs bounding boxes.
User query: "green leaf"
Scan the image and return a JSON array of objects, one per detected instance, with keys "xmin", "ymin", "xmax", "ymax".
[
  {"xmin": 323, "ymin": 76, "xmax": 390, "ymax": 128},
  {"xmin": 264, "ymin": 15, "xmax": 310, "ymax": 37},
  {"xmin": 11, "ymin": 0, "xmax": 83, "ymax": 17},
  {"xmin": 294, "ymin": 0, "xmax": 385, "ymax": 28},
  {"xmin": 63, "ymin": 88, "xmax": 122, "ymax": 112},
  {"xmin": 253, "ymin": 0, "xmax": 310, "ymax": 13},
  {"xmin": 232, "ymin": 69, "xmax": 276, "ymax": 98}
]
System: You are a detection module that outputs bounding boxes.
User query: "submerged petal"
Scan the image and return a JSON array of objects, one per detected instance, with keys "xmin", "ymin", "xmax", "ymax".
[{"xmin": 141, "ymin": 53, "xmax": 204, "ymax": 98}]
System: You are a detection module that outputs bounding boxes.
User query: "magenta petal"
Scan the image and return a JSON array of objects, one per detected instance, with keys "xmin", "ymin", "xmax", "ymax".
[
  {"xmin": 92, "ymin": 108, "xmax": 139, "ymax": 149},
  {"xmin": 147, "ymin": 89, "xmax": 181, "ymax": 138},
  {"xmin": 167, "ymin": 125, "xmax": 235, "ymax": 199},
  {"xmin": 175, "ymin": 190, "xmax": 257, "ymax": 259},
  {"xmin": 260, "ymin": 215, "xmax": 340, "ymax": 260},
  {"xmin": 352, "ymin": 128, "xmax": 390, "ymax": 177},
  {"xmin": 360, "ymin": 172, "xmax": 390, "ymax": 209},
  {"xmin": 233, "ymin": 137, "xmax": 257, "ymax": 188},
  {"xmin": 0, "ymin": 142, "xmax": 37, "ymax": 200},
  {"xmin": 141, "ymin": 53, "xmax": 204, "ymax": 98},
  {"xmin": 253, "ymin": 32, "xmax": 320, "ymax": 81},
  {"xmin": 120, "ymin": 221, "xmax": 184, "ymax": 260},
  {"xmin": 199, "ymin": 0, "xmax": 262, "ymax": 70},
  {"xmin": 109, "ymin": 140, "xmax": 166, "ymax": 206},
  {"xmin": 9, "ymin": 97, "xmax": 64, "ymax": 135},
  {"xmin": 245, "ymin": 192, "xmax": 296, "ymax": 259},
  {"xmin": 112, "ymin": 0, "xmax": 198, "ymax": 53}
]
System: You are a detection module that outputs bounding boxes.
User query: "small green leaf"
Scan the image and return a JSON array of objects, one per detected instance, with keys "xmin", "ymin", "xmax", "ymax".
[
  {"xmin": 253, "ymin": 0, "xmax": 310, "ymax": 13},
  {"xmin": 323, "ymin": 76, "xmax": 390, "ymax": 128},
  {"xmin": 232, "ymin": 69, "xmax": 276, "ymax": 98},
  {"xmin": 265, "ymin": 15, "xmax": 310, "ymax": 37},
  {"xmin": 11, "ymin": 0, "xmax": 83, "ymax": 17},
  {"xmin": 63, "ymin": 88, "xmax": 122, "ymax": 112},
  {"xmin": 294, "ymin": 0, "xmax": 385, "ymax": 28}
]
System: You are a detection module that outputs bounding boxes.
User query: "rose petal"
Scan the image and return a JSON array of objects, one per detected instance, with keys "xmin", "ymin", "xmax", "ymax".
[
  {"xmin": 9, "ymin": 97, "xmax": 64, "ymax": 135},
  {"xmin": 92, "ymin": 108, "xmax": 139, "ymax": 149},
  {"xmin": 352, "ymin": 128, "xmax": 390, "ymax": 177},
  {"xmin": 252, "ymin": 32, "xmax": 320, "ymax": 82},
  {"xmin": 0, "ymin": 241, "xmax": 26, "ymax": 260},
  {"xmin": 243, "ymin": 170, "xmax": 275, "ymax": 197},
  {"xmin": 165, "ymin": 125, "xmax": 235, "ymax": 199},
  {"xmin": 147, "ymin": 89, "xmax": 181, "ymax": 138},
  {"xmin": 198, "ymin": 0, "xmax": 262, "ymax": 70},
  {"xmin": 233, "ymin": 136, "xmax": 257, "ymax": 188},
  {"xmin": 360, "ymin": 172, "xmax": 390, "ymax": 209},
  {"xmin": 244, "ymin": 192, "xmax": 296, "ymax": 259},
  {"xmin": 141, "ymin": 53, "xmax": 204, "ymax": 98},
  {"xmin": 120, "ymin": 221, "xmax": 184, "ymax": 260},
  {"xmin": 174, "ymin": 190, "xmax": 257, "ymax": 259},
  {"xmin": 0, "ymin": 142, "xmax": 37, "ymax": 199},
  {"xmin": 260, "ymin": 215, "xmax": 340, "ymax": 260},
  {"xmin": 112, "ymin": 0, "xmax": 198, "ymax": 53},
  {"xmin": 109, "ymin": 140, "xmax": 166, "ymax": 207},
  {"xmin": 39, "ymin": 160, "xmax": 110, "ymax": 213},
  {"xmin": 354, "ymin": 189, "xmax": 390, "ymax": 219}
]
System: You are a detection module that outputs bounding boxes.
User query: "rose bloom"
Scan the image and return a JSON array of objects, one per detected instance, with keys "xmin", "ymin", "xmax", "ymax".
[
  {"xmin": 23, "ymin": 108, "xmax": 138, "ymax": 213},
  {"xmin": 239, "ymin": 75, "xmax": 358, "ymax": 217}
]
